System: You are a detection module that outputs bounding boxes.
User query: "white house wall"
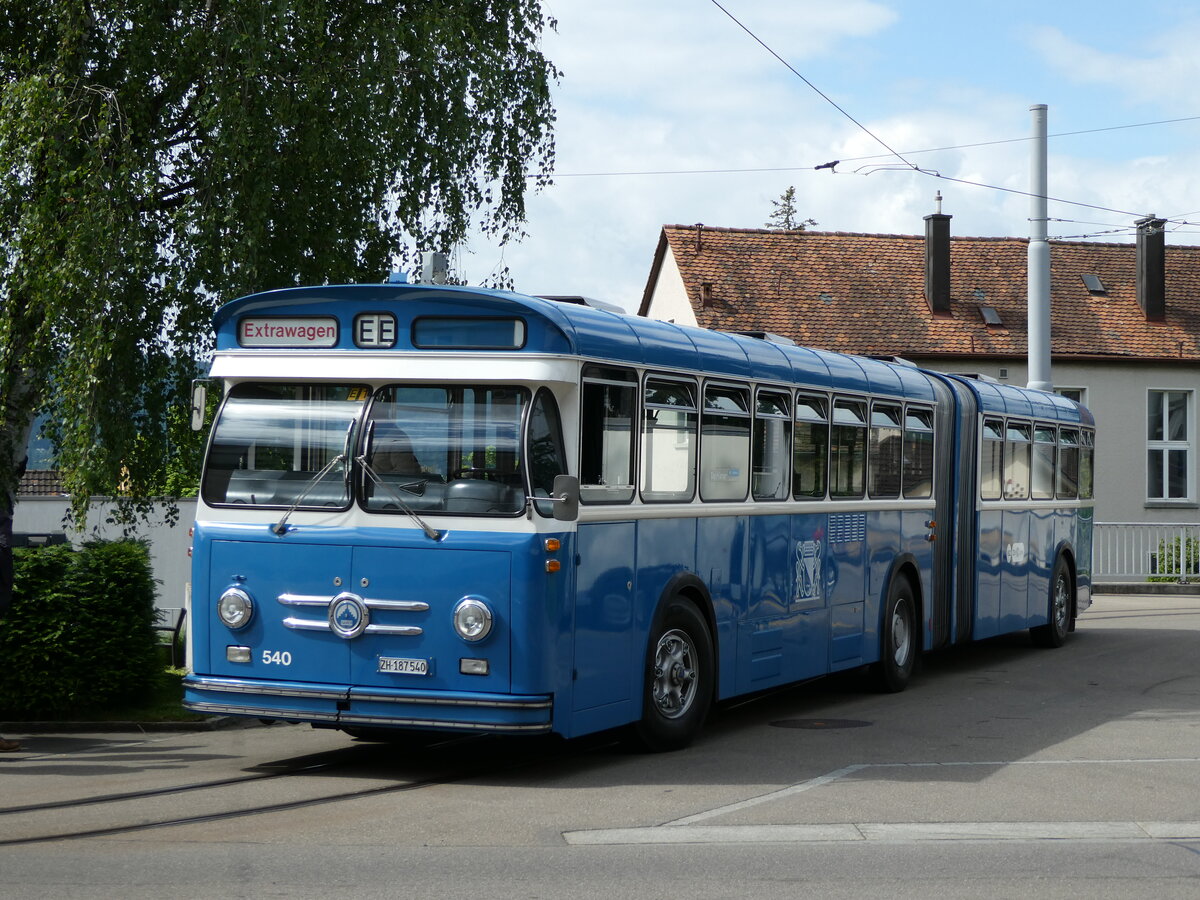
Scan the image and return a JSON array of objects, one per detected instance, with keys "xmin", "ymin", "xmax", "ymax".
[{"xmin": 644, "ymin": 245, "xmax": 697, "ymax": 326}]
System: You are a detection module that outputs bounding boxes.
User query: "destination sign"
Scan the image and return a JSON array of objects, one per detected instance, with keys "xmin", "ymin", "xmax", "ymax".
[{"xmin": 239, "ymin": 317, "xmax": 339, "ymax": 348}]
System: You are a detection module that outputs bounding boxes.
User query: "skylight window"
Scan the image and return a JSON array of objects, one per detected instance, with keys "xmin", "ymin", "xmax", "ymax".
[
  {"xmin": 980, "ymin": 306, "xmax": 1003, "ymax": 327},
  {"xmin": 1081, "ymin": 273, "xmax": 1107, "ymax": 295}
]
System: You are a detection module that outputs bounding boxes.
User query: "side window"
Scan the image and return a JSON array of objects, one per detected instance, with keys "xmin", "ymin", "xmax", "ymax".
[
  {"xmin": 869, "ymin": 403, "xmax": 902, "ymax": 498},
  {"xmin": 753, "ymin": 390, "xmax": 791, "ymax": 500},
  {"xmin": 641, "ymin": 377, "xmax": 697, "ymax": 502},
  {"xmin": 903, "ymin": 407, "xmax": 934, "ymax": 500},
  {"xmin": 1058, "ymin": 429, "xmax": 1080, "ymax": 499},
  {"xmin": 700, "ymin": 384, "xmax": 750, "ymax": 502},
  {"xmin": 1079, "ymin": 431, "xmax": 1095, "ymax": 500},
  {"xmin": 831, "ymin": 398, "xmax": 867, "ymax": 498},
  {"xmin": 1032, "ymin": 426, "xmax": 1056, "ymax": 500},
  {"xmin": 1005, "ymin": 422, "xmax": 1032, "ymax": 500},
  {"xmin": 580, "ymin": 366, "xmax": 636, "ymax": 504},
  {"xmin": 981, "ymin": 418, "xmax": 1004, "ymax": 500},
  {"xmin": 793, "ymin": 394, "xmax": 828, "ymax": 499},
  {"xmin": 527, "ymin": 389, "xmax": 568, "ymax": 516}
]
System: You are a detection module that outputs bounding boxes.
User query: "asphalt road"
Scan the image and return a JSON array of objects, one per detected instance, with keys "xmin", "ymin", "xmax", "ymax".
[{"xmin": 1, "ymin": 593, "xmax": 1198, "ymax": 899}]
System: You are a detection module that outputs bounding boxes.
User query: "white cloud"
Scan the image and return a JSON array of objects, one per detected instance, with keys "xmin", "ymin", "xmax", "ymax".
[
  {"xmin": 452, "ymin": 2, "xmax": 1200, "ymax": 309},
  {"xmin": 1030, "ymin": 22, "xmax": 1200, "ymax": 105}
]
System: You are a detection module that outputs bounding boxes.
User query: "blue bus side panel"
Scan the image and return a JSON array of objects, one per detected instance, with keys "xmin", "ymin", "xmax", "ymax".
[
  {"xmin": 571, "ymin": 522, "xmax": 636, "ymax": 722},
  {"xmin": 1025, "ymin": 507, "xmax": 1056, "ymax": 627},
  {"xmin": 697, "ymin": 515, "xmax": 747, "ymax": 696},
  {"xmin": 1000, "ymin": 509, "xmax": 1031, "ymax": 633},
  {"xmin": 633, "ymin": 516, "xmax": 701, "ymax": 706},
  {"xmin": 827, "ymin": 513, "xmax": 867, "ymax": 667},
  {"xmin": 739, "ymin": 513, "xmax": 830, "ymax": 693},
  {"xmin": 1076, "ymin": 507, "xmax": 1094, "ymax": 611},
  {"xmin": 975, "ymin": 511, "xmax": 1001, "ymax": 639}
]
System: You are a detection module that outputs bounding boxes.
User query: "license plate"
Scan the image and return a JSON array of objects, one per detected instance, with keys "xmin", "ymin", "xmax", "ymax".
[{"xmin": 378, "ymin": 656, "xmax": 429, "ymax": 675}]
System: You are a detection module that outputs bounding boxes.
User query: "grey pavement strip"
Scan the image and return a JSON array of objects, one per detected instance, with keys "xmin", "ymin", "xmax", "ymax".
[{"xmin": 563, "ymin": 821, "xmax": 1200, "ymax": 846}]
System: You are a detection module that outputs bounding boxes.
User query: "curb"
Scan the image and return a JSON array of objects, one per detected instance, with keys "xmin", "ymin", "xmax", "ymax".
[
  {"xmin": 1092, "ymin": 583, "xmax": 1200, "ymax": 596},
  {"xmin": 0, "ymin": 716, "xmax": 268, "ymax": 734}
]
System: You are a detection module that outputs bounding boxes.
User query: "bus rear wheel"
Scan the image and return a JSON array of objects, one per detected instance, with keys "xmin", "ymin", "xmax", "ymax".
[
  {"xmin": 1032, "ymin": 556, "xmax": 1072, "ymax": 648},
  {"xmin": 872, "ymin": 575, "xmax": 916, "ymax": 693},
  {"xmin": 633, "ymin": 597, "xmax": 714, "ymax": 752}
]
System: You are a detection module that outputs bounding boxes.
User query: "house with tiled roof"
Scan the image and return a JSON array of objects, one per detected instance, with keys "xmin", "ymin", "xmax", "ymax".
[{"xmin": 638, "ymin": 216, "xmax": 1200, "ymax": 526}]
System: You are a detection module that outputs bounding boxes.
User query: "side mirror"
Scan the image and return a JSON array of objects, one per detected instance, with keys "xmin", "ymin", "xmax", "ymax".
[
  {"xmin": 551, "ymin": 474, "xmax": 580, "ymax": 522},
  {"xmin": 190, "ymin": 383, "xmax": 208, "ymax": 431}
]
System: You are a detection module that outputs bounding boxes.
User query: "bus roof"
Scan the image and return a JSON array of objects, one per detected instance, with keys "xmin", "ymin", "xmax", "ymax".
[{"xmin": 211, "ymin": 284, "xmax": 1093, "ymax": 415}]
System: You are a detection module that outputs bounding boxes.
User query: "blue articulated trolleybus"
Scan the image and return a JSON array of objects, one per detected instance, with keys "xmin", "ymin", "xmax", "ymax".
[{"xmin": 184, "ymin": 282, "xmax": 1095, "ymax": 750}]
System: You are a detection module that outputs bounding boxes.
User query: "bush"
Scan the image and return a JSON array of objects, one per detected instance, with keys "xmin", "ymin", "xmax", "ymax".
[
  {"xmin": 0, "ymin": 540, "xmax": 162, "ymax": 717},
  {"xmin": 1149, "ymin": 535, "xmax": 1200, "ymax": 583}
]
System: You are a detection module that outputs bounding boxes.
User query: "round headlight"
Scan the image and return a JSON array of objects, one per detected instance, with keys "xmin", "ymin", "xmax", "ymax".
[
  {"xmin": 217, "ymin": 587, "xmax": 254, "ymax": 630},
  {"xmin": 452, "ymin": 596, "xmax": 493, "ymax": 642}
]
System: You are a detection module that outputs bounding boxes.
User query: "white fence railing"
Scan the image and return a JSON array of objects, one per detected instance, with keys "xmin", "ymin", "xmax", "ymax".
[{"xmin": 1093, "ymin": 522, "xmax": 1200, "ymax": 583}]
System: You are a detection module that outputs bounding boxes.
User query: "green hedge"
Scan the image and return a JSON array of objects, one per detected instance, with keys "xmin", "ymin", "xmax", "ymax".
[
  {"xmin": 0, "ymin": 540, "xmax": 162, "ymax": 717},
  {"xmin": 1149, "ymin": 536, "xmax": 1200, "ymax": 584}
]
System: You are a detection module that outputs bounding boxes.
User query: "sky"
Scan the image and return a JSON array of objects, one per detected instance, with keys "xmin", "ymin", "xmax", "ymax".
[{"xmin": 450, "ymin": 0, "xmax": 1200, "ymax": 311}]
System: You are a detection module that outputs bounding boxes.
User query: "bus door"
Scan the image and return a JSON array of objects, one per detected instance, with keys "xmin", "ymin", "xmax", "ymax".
[
  {"xmin": 928, "ymin": 377, "xmax": 964, "ymax": 647},
  {"xmin": 827, "ymin": 398, "xmax": 870, "ymax": 666},
  {"xmin": 999, "ymin": 422, "xmax": 1032, "ymax": 631},
  {"xmin": 570, "ymin": 367, "xmax": 638, "ymax": 729}
]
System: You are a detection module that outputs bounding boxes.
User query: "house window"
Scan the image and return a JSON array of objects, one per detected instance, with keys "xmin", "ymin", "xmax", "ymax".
[
  {"xmin": 1056, "ymin": 387, "xmax": 1087, "ymax": 407},
  {"xmin": 1148, "ymin": 390, "xmax": 1191, "ymax": 501}
]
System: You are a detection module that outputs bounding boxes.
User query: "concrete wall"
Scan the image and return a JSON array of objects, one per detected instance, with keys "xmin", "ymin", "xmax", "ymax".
[{"xmin": 13, "ymin": 497, "xmax": 195, "ymax": 615}]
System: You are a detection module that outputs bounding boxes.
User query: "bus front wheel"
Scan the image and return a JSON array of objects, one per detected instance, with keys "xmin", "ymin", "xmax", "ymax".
[
  {"xmin": 633, "ymin": 597, "xmax": 714, "ymax": 752},
  {"xmin": 873, "ymin": 575, "xmax": 916, "ymax": 693},
  {"xmin": 1032, "ymin": 556, "xmax": 1072, "ymax": 648}
]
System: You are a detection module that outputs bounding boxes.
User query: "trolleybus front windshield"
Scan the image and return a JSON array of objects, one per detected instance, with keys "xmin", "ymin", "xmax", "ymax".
[
  {"xmin": 202, "ymin": 382, "xmax": 540, "ymax": 517},
  {"xmin": 362, "ymin": 385, "xmax": 528, "ymax": 516},
  {"xmin": 202, "ymin": 383, "xmax": 368, "ymax": 508}
]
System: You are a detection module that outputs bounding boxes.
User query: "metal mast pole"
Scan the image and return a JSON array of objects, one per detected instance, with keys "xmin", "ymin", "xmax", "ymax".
[{"xmin": 1027, "ymin": 103, "xmax": 1052, "ymax": 391}]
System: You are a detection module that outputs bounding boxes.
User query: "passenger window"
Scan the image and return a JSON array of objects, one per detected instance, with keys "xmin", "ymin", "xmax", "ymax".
[
  {"xmin": 1079, "ymin": 431, "xmax": 1095, "ymax": 500},
  {"xmin": 903, "ymin": 408, "xmax": 934, "ymax": 499},
  {"xmin": 700, "ymin": 385, "xmax": 750, "ymax": 501},
  {"xmin": 641, "ymin": 377, "xmax": 697, "ymax": 502},
  {"xmin": 1032, "ymin": 427, "xmax": 1056, "ymax": 500},
  {"xmin": 753, "ymin": 391, "xmax": 791, "ymax": 500},
  {"xmin": 580, "ymin": 366, "xmax": 636, "ymax": 504},
  {"xmin": 981, "ymin": 418, "xmax": 1004, "ymax": 500},
  {"xmin": 527, "ymin": 389, "xmax": 568, "ymax": 516},
  {"xmin": 793, "ymin": 394, "xmax": 828, "ymax": 499},
  {"xmin": 869, "ymin": 404, "xmax": 902, "ymax": 498},
  {"xmin": 1005, "ymin": 422, "xmax": 1032, "ymax": 500},
  {"xmin": 1058, "ymin": 429, "xmax": 1080, "ymax": 499},
  {"xmin": 831, "ymin": 399, "xmax": 867, "ymax": 498}
]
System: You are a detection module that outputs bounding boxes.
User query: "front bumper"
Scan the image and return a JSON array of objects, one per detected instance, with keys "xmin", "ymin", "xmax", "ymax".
[{"xmin": 184, "ymin": 674, "xmax": 553, "ymax": 734}]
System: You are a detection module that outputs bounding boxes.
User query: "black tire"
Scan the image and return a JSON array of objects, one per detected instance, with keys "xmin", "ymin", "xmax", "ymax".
[
  {"xmin": 873, "ymin": 575, "xmax": 917, "ymax": 693},
  {"xmin": 633, "ymin": 597, "xmax": 714, "ymax": 752},
  {"xmin": 1032, "ymin": 555, "xmax": 1072, "ymax": 648}
]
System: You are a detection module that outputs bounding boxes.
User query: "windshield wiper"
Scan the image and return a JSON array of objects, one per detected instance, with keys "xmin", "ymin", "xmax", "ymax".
[
  {"xmin": 357, "ymin": 454, "xmax": 443, "ymax": 541},
  {"xmin": 271, "ymin": 453, "xmax": 348, "ymax": 535}
]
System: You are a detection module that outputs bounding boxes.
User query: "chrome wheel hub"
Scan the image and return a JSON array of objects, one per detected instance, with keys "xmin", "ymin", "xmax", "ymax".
[{"xmin": 651, "ymin": 629, "xmax": 698, "ymax": 719}]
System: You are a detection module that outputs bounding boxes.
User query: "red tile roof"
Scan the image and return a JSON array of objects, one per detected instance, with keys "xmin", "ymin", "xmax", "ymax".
[
  {"xmin": 17, "ymin": 470, "xmax": 65, "ymax": 496},
  {"xmin": 640, "ymin": 225, "xmax": 1200, "ymax": 363}
]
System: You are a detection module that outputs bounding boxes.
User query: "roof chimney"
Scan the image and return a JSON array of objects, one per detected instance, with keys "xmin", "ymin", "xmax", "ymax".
[
  {"xmin": 1136, "ymin": 216, "xmax": 1166, "ymax": 321},
  {"xmin": 924, "ymin": 196, "xmax": 952, "ymax": 316}
]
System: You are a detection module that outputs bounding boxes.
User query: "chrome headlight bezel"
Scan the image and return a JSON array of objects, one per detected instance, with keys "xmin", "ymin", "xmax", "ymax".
[
  {"xmin": 452, "ymin": 596, "xmax": 493, "ymax": 643},
  {"xmin": 217, "ymin": 587, "xmax": 254, "ymax": 630}
]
